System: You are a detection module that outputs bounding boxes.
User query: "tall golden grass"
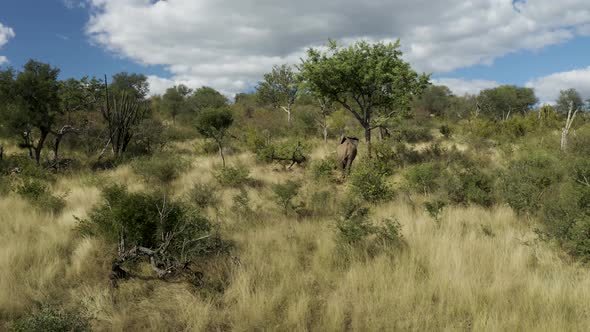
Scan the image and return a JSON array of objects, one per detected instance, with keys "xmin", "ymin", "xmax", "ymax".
[{"xmin": 1, "ymin": 146, "xmax": 590, "ymax": 331}]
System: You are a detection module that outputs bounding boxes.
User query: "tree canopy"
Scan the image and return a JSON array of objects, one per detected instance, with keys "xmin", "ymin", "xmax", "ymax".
[
  {"xmin": 110, "ymin": 72, "xmax": 149, "ymax": 100},
  {"xmin": 190, "ymin": 86, "xmax": 228, "ymax": 112},
  {"xmin": 477, "ymin": 85, "xmax": 537, "ymax": 119},
  {"xmin": 299, "ymin": 39, "xmax": 429, "ymax": 157},
  {"xmin": 256, "ymin": 64, "xmax": 299, "ymax": 126}
]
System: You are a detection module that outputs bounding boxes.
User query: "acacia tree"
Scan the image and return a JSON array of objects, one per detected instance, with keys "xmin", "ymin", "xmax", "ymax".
[
  {"xmin": 299, "ymin": 89, "xmax": 334, "ymax": 142},
  {"xmin": 190, "ymin": 86, "xmax": 228, "ymax": 112},
  {"xmin": 557, "ymin": 89, "xmax": 585, "ymax": 151},
  {"xmin": 416, "ymin": 85, "xmax": 453, "ymax": 116},
  {"xmin": 195, "ymin": 108, "xmax": 234, "ymax": 167},
  {"xmin": 256, "ymin": 64, "xmax": 299, "ymax": 126},
  {"xmin": 162, "ymin": 84, "xmax": 192, "ymax": 122},
  {"xmin": 11, "ymin": 60, "xmax": 62, "ymax": 165},
  {"xmin": 53, "ymin": 77, "xmax": 104, "ymax": 165},
  {"xmin": 477, "ymin": 85, "xmax": 537, "ymax": 120},
  {"xmin": 300, "ymin": 40, "xmax": 429, "ymax": 157}
]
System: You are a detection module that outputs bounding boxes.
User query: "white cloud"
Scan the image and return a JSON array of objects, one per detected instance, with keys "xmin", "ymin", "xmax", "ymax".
[
  {"xmin": 431, "ymin": 78, "xmax": 500, "ymax": 96},
  {"xmin": 85, "ymin": 0, "xmax": 590, "ymax": 96},
  {"xmin": 62, "ymin": 0, "xmax": 86, "ymax": 9},
  {"xmin": 526, "ymin": 67, "xmax": 590, "ymax": 104},
  {"xmin": 0, "ymin": 22, "xmax": 15, "ymax": 65}
]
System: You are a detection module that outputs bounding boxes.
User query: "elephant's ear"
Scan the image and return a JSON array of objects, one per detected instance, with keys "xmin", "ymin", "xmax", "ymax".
[
  {"xmin": 350, "ymin": 137, "xmax": 360, "ymax": 147},
  {"xmin": 340, "ymin": 136, "xmax": 347, "ymax": 144}
]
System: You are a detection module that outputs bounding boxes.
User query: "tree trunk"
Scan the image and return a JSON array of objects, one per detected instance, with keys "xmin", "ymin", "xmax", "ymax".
[
  {"xmin": 561, "ymin": 102, "xmax": 578, "ymax": 151},
  {"xmin": 217, "ymin": 141, "xmax": 226, "ymax": 167},
  {"xmin": 34, "ymin": 129, "xmax": 49, "ymax": 165},
  {"xmin": 364, "ymin": 125, "xmax": 372, "ymax": 159},
  {"xmin": 323, "ymin": 125, "xmax": 328, "ymax": 143}
]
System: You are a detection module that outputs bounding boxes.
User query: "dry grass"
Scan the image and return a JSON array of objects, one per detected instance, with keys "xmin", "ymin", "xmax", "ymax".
[{"xmin": 1, "ymin": 147, "xmax": 590, "ymax": 331}]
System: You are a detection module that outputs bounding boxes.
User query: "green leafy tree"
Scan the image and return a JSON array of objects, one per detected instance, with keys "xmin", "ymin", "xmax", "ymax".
[
  {"xmin": 477, "ymin": 85, "xmax": 537, "ymax": 120},
  {"xmin": 7, "ymin": 60, "xmax": 62, "ymax": 164},
  {"xmin": 110, "ymin": 72, "xmax": 149, "ymax": 100},
  {"xmin": 256, "ymin": 64, "xmax": 299, "ymax": 126},
  {"xmin": 556, "ymin": 88, "xmax": 584, "ymax": 114},
  {"xmin": 190, "ymin": 86, "xmax": 228, "ymax": 112},
  {"xmin": 195, "ymin": 108, "xmax": 234, "ymax": 167},
  {"xmin": 162, "ymin": 84, "xmax": 192, "ymax": 122},
  {"xmin": 300, "ymin": 40, "xmax": 429, "ymax": 157},
  {"xmin": 53, "ymin": 76, "xmax": 104, "ymax": 163},
  {"xmin": 416, "ymin": 85, "xmax": 453, "ymax": 116}
]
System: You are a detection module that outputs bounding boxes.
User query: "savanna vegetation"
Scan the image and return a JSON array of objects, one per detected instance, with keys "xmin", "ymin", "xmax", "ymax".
[{"xmin": 1, "ymin": 40, "xmax": 590, "ymax": 331}]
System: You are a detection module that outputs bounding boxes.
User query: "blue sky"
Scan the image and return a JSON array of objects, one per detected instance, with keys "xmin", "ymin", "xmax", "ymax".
[
  {"xmin": 0, "ymin": 0, "xmax": 168, "ymax": 80},
  {"xmin": 1, "ymin": 0, "xmax": 589, "ymax": 102}
]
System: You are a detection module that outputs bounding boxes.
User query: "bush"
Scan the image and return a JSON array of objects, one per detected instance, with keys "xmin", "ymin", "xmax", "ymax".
[
  {"xmin": 255, "ymin": 141, "xmax": 308, "ymax": 167},
  {"xmin": 199, "ymin": 139, "xmax": 220, "ymax": 155},
  {"xmin": 336, "ymin": 199, "xmax": 373, "ymax": 244},
  {"xmin": 424, "ymin": 199, "xmax": 446, "ymax": 222},
  {"xmin": 499, "ymin": 151, "xmax": 561, "ymax": 215},
  {"xmin": 272, "ymin": 180, "xmax": 302, "ymax": 215},
  {"xmin": 440, "ymin": 124, "xmax": 453, "ymax": 138},
  {"xmin": 214, "ymin": 165, "xmax": 251, "ymax": 187},
  {"xmin": 132, "ymin": 154, "xmax": 190, "ymax": 185},
  {"xmin": 336, "ymin": 199, "xmax": 405, "ymax": 257},
  {"xmin": 405, "ymin": 162, "xmax": 442, "ymax": 194},
  {"xmin": 442, "ymin": 164, "xmax": 495, "ymax": 207},
  {"xmin": 76, "ymin": 185, "xmax": 224, "ymax": 278},
  {"xmin": 391, "ymin": 124, "xmax": 433, "ymax": 143},
  {"xmin": 231, "ymin": 188, "xmax": 255, "ymax": 220},
  {"xmin": 392, "ymin": 143, "xmax": 422, "ymax": 167},
  {"xmin": 188, "ymin": 182, "xmax": 219, "ymax": 209},
  {"xmin": 374, "ymin": 218, "xmax": 405, "ymax": 248},
  {"xmin": 12, "ymin": 304, "xmax": 90, "ymax": 332},
  {"xmin": 310, "ymin": 158, "xmax": 337, "ymax": 182},
  {"xmin": 0, "ymin": 154, "xmax": 55, "ymax": 182},
  {"xmin": 349, "ymin": 161, "xmax": 394, "ymax": 203},
  {"xmin": 16, "ymin": 179, "xmax": 66, "ymax": 214}
]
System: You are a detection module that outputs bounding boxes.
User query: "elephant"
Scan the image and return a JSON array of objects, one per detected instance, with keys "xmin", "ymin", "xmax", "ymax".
[{"xmin": 337, "ymin": 136, "xmax": 359, "ymax": 173}]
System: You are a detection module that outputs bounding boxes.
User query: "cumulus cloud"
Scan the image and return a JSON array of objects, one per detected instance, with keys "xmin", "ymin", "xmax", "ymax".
[
  {"xmin": 431, "ymin": 78, "xmax": 500, "ymax": 96},
  {"xmin": 526, "ymin": 67, "xmax": 590, "ymax": 104},
  {"xmin": 0, "ymin": 22, "xmax": 15, "ymax": 65},
  {"xmin": 85, "ymin": 0, "xmax": 590, "ymax": 96}
]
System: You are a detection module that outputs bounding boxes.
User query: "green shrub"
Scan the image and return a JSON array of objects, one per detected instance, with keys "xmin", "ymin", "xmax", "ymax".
[
  {"xmin": 132, "ymin": 154, "xmax": 190, "ymax": 185},
  {"xmin": 231, "ymin": 188, "xmax": 255, "ymax": 220},
  {"xmin": 439, "ymin": 124, "xmax": 453, "ymax": 138},
  {"xmin": 12, "ymin": 304, "xmax": 90, "ymax": 332},
  {"xmin": 310, "ymin": 158, "xmax": 337, "ymax": 182},
  {"xmin": 349, "ymin": 161, "xmax": 394, "ymax": 203},
  {"xmin": 405, "ymin": 162, "xmax": 442, "ymax": 194},
  {"xmin": 499, "ymin": 151, "xmax": 561, "ymax": 215},
  {"xmin": 442, "ymin": 165, "xmax": 495, "ymax": 207},
  {"xmin": 391, "ymin": 125, "xmax": 432, "ymax": 143},
  {"xmin": 336, "ymin": 199, "xmax": 405, "ymax": 255},
  {"xmin": 569, "ymin": 125, "xmax": 590, "ymax": 155},
  {"xmin": 272, "ymin": 180, "xmax": 302, "ymax": 215},
  {"xmin": 16, "ymin": 179, "xmax": 66, "ymax": 214},
  {"xmin": 77, "ymin": 185, "xmax": 221, "ymax": 268},
  {"xmin": 392, "ymin": 143, "xmax": 422, "ymax": 167},
  {"xmin": 336, "ymin": 199, "xmax": 373, "ymax": 245},
  {"xmin": 374, "ymin": 218, "xmax": 405, "ymax": 247},
  {"xmin": 0, "ymin": 154, "xmax": 55, "ymax": 182},
  {"xmin": 188, "ymin": 182, "xmax": 219, "ymax": 209},
  {"xmin": 424, "ymin": 199, "xmax": 446, "ymax": 222},
  {"xmin": 200, "ymin": 139, "xmax": 220, "ymax": 155},
  {"xmin": 256, "ymin": 141, "xmax": 308, "ymax": 167},
  {"xmin": 214, "ymin": 165, "xmax": 251, "ymax": 188}
]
